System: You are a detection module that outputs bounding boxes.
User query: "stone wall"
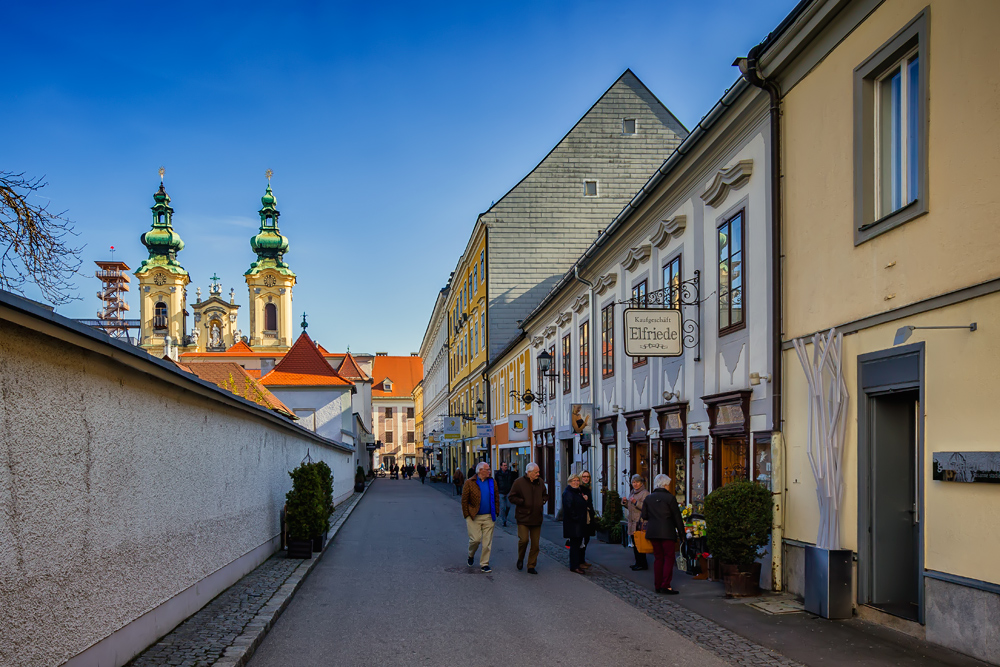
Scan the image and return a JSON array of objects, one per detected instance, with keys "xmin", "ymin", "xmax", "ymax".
[{"xmin": 0, "ymin": 295, "xmax": 354, "ymax": 667}]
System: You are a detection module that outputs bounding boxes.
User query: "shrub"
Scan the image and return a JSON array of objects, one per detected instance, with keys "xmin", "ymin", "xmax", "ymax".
[
  {"xmin": 705, "ymin": 480, "xmax": 773, "ymax": 568},
  {"xmin": 286, "ymin": 463, "xmax": 326, "ymax": 539},
  {"xmin": 313, "ymin": 461, "xmax": 335, "ymax": 530},
  {"xmin": 355, "ymin": 465, "xmax": 366, "ymax": 485},
  {"xmin": 599, "ymin": 489, "xmax": 625, "ymax": 543}
]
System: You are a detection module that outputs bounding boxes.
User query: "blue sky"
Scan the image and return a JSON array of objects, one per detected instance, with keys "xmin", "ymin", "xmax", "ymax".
[{"xmin": 6, "ymin": 0, "xmax": 797, "ymax": 354}]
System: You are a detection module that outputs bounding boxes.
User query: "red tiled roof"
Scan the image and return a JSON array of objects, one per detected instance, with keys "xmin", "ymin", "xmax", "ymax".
[
  {"xmin": 172, "ymin": 360, "xmax": 297, "ymax": 418},
  {"xmin": 337, "ymin": 351, "xmax": 370, "ymax": 381},
  {"xmin": 371, "ymin": 356, "xmax": 423, "ymax": 398},
  {"xmin": 261, "ymin": 332, "xmax": 354, "ymax": 387},
  {"xmin": 227, "ymin": 340, "xmax": 255, "ymax": 354}
]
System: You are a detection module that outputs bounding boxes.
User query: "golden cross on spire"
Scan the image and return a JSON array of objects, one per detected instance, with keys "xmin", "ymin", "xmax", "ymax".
[
  {"xmin": 265, "ymin": 168, "xmax": 273, "ymax": 182},
  {"xmin": 158, "ymin": 166, "xmax": 165, "ymax": 182}
]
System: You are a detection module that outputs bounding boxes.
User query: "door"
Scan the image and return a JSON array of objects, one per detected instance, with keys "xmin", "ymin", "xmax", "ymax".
[
  {"xmin": 715, "ymin": 437, "xmax": 749, "ymax": 487},
  {"xmin": 630, "ymin": 439, "xmax": 650, "ymax": 484},
  {"xmin": 869, "ymin": 390, "xmax": 919, "ymax": 621}
]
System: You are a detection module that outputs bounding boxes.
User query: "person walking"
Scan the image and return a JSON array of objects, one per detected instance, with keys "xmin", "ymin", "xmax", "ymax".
[
  {"xmin": 507, "ymin": 462, "xmax": 548, "ymax": 574},
  {"xmin": 562, "ymin": 474, "xmax": 590, "ymax": 575},
  {"xmin": 623, "ymin": 474, "xmax": 650, "ymax": 570},
  {"xmin": 417, "ymin": 463, "xmax": 427, "ymax": 484},
  {"xmin": 641, "ymin": 473, "xmax": 686, "ymax": 594},
  {"xmin": 453, "ymin": 468, "xmax": 464, "ymax": 495},
  {"xmin": 461, "ymin": 462, "xmax": 498, "ymax": 573},
  {"xmin": 494, "ymin": 462, "xmax": 517, "ymax": 527},
  {"xmin": 580, "ymin": 470, "xmax": 597, "ymax": 568}
]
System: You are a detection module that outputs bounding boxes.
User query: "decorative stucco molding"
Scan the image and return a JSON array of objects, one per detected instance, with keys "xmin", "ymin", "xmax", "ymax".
[
  {"xmin": 555, "ymin": 311, "xmax": 572, "ymax": 327},
  {"xmin": 543, "ymin": 325, "xmax": 557, "ymax": 339},
  {"xmin": 701, "ymin": 159, "xmax": 753, "ymax": 208},
  {"xmin": 531, "ymin": 336, "xmax": 545, "ymax": 348},
  {"xmin": 571, "ymin": 294, "xmax": 589, "ymax": 313},
  {"xmin": 594, "ymin": 272, "xmax": 617, "ymax": 296},
  {"xmin": 621, "ymin": 244, "xmax": 651, "ymax": 272},
  {"xmin": 649, "ymin": 215, "xmax": 687, "ymax": 249}
]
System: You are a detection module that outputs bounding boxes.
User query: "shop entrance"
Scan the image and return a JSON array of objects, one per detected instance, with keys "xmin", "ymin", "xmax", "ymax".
[
  {"xmin": 714, "ymin": 437, "xmax": 749, "ymax": 488},
  {"xmin": 867, "ymin": 390, "xmax": 920, "ymax": 621}
]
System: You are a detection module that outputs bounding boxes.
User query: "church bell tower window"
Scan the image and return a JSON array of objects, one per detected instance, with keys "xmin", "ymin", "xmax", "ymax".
[
  {"xmin": 264, "ymin": 302, "xmax": 277, "ymax": 332},
  {"xmin": 153, "ymin": 302, "xmax": 168, "ymax": 331}
]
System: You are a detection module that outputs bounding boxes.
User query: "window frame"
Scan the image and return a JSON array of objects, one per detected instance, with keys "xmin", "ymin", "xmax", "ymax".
[
  {"xmin": 562, "ymin": 333, "xmax": 572, "ymax": 394},
  {"xmin": 853, "ymin": 8, "xmax": 929, "ymax": 245},
  {"xmin": 631, "ymin": 280, "xmax": 648, "ymax": 367},
  {"xmin": 548, "ymin": 345, "xmax": 557, "ymax": 398},
  {"xmin": 663, "ymin": 254, "xmax": 682, "ymax": 309},
  {"xmin": 584, "ymin": 180, "xmax": 598, "ymax": 197},
  {"xmin": 622, "ymin": 118, "xmax": 637, "ymax": 135},
  {"xmin": 718, "ymin": 210, "xmax": 746, "ymax": 336},
  {"xmin": 601, "ymin": 303, "xmax": 615, "ymax": 379},
  {"xmin": 579, "ymin": 320, "xmax": 590, "ymax": 388}
]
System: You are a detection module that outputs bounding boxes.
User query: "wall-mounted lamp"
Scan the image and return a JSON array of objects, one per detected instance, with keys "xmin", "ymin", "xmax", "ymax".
[
  {"xmin": 611, "ymin": 404, "xmax": 623, "ymax": 413},
  {"xmin": 662, "ymin": 390, "xmax": 679, "ymax": 401},
  {"xmin": 749, "ymin": 372, "xmax": 772, "ymax": 385},
  {"xmin": 894, "ymin": 322, "xmax": 977, "ymax": 346}
]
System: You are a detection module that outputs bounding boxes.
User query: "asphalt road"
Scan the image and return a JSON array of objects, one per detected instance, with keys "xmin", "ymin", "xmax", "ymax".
[{"xmin": 248, "ymin": 479, "xmax": 728, "ymax": 667}]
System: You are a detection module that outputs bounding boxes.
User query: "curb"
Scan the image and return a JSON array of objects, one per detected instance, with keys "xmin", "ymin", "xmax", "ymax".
[{"xmin": 211, "ymin": 481, "xmax": 373, "ymax": 667}]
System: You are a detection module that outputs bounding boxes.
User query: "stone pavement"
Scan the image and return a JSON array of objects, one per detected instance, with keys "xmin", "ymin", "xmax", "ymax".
[{"xmin": 127, "ymin": 487, "xmax": 368, "ymax": 667}]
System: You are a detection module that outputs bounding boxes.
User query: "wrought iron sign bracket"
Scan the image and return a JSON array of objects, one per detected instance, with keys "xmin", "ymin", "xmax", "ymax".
[{"xmin": 617, "ymin": 270, "xmax": 701, "ymax": 361}]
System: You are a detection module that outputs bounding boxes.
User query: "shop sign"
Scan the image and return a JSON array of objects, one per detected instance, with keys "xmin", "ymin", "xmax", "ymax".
[
  {"xmin": 933, "ymin": 452, "xmax": 1000, "ymax": 483},
  {"xmin": 623, "ymin": 308, "xmax": 682, "ymax": 357},
  {"xmin": 508, "ymin": 414, "xmax": 530, "ymax": 442},
  {"xmin": 476, "ymin": 423, "xmax": 495, "ymax": 438},
  {"xmin": 443, "ymin": 416, "xmax": 461, "ymax": 439}
]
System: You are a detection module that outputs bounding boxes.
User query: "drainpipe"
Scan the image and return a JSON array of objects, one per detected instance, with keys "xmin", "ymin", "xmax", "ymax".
[
  {"xmin": 738, "ymin": 45, "xmax": 785, "ymax": 591},
  {"xmin": 482, "ymin": 222, "xmax": 492, "ymax": 465},
  {"xmin": 574, "ymin": 266, "xmax": 599, "ymax": 511}
]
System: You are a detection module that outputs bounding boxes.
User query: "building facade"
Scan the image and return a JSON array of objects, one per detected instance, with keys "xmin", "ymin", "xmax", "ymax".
[
  {"xmin": 370, "ymin": 354, "xmax": 424, "ymax": 469},
  {"xmin": 418, "ymin": 284, "xmax": 451, "ymax": 473}
]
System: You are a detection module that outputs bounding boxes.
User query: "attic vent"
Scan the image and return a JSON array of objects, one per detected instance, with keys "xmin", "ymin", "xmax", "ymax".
[
  {"xmin": 623, "ymin": 118, "xmax": 636, "ymax": 134},
  {"xmin": 376, "ymin": 352, "xmax": 388, "ymax": 356}
]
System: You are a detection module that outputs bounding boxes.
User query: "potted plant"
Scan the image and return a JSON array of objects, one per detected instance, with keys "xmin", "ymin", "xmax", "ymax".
[
  {"xmin": 285, "ymin": 462, "xmax": 325, "ymax": 559},
  {"xmin": 705, "ymin": 479, "xmax": 773, "ymax": 597},
  {"xmin": 355, "ymin": 465, "xmax": 366, "ymax": 493},
  {"xmin": 596, "ymin": 489, "xmax": 624, "ymax": 544}
]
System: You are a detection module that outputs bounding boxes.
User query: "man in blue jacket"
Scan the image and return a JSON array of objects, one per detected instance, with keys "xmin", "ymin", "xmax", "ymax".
[{"xmin": 461, "ymin": 462, "xmax": 499, "ymax": 573}]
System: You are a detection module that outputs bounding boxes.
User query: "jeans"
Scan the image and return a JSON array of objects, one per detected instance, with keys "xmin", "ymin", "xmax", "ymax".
[
  {"xmin": 498, "ymin": 494, "xmax": 512, "ymax": 525},
  {"xmin": 651, "ymin": 539, "xmax": 677, "ymax": 590}
]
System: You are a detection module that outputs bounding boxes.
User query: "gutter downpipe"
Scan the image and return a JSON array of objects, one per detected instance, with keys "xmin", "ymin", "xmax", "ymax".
[
  {"xmin": 742, "ymin": 44, "xmax": 785, "ymax": 591},
  {"xmin": 481, "ymin": 221, "xmax": 493, "ymax": 466},
  {"xmin": 574, "ymin": 266, "xmax": 599, "ymax": 511}
]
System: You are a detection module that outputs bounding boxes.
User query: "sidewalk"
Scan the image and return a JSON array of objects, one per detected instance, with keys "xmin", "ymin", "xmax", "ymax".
[
  {"xmin": 127, "ymin": 484, "xmax": 370, "ymax": 667},
  {"xmin": 428, "ymin": 480, "xmax": 988, "ymax": 667}
]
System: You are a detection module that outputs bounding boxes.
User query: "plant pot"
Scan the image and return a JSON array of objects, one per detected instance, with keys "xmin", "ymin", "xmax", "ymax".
[
  {"xmin": 805, "ymin": 546, "xmax": 853, "ymax": 619},
  {"xmin": 595, "ymin": 528, "xmax": 610, "ymax": 543},
  {"xmin": 287, "ymin": 538, "xmax": 313, "ymax": 559},
  {"xmin": 694, "ymin": 556, "xmax": 709, "ymax": 580},
  {"xmin": 721, "ymin": 562, "xmax": 762, "ymax": 597},
  {"xmin": 312, "ymin": 534, "xmax": 325, "ymax": 552},
  {"xmin": 354, "ymin": 481, "xmax": 365, "ymax": 492}
]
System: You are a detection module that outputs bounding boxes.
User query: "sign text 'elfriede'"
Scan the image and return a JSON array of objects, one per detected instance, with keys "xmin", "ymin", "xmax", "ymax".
[{"xmin": 623, "ymin": 308, "xmax": 682, "ymax": 357}]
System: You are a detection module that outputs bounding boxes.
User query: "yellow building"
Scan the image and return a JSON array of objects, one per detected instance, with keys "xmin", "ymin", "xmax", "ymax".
[
  {"xmin": 412, "ymin": 379, "xmax": 425, "ymax": 464},
  {"xmin": 487, "ymin": 334, "xmax": 533, "ymax": 473},
  {"xmin": 756, "ymin": 1, "xmax": 1000, "ymax": 660}
]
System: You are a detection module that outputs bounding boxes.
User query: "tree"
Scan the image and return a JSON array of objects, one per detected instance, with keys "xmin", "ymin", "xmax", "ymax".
[{"xmin": 0, "ymin": 171, "xmax": 82, "ymax": 305}]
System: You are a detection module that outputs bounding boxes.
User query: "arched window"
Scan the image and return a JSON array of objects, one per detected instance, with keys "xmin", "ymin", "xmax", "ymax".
[
  {"xmin": 264, "ymin": 303, "xmax": 277, "ymax": 331},
  {"xmin": 153, "ymin": 302, "xmax": 168, "ymax": 330}
]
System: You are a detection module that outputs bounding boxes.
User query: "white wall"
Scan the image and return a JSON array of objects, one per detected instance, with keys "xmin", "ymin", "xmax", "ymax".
[{"xmin": 0, "ymin": 305, "xmax": 354, "ymax": 667}]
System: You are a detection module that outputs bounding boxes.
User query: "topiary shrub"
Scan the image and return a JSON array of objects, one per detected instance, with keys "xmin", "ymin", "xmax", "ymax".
[
  {"xmin": 286, "ymin": 463, "xmax": 326, "ymax": 540},
  {"xmin": 705, "ymin": 480, "xmax": 773, "ymax": 568},
  {"xmin": 313, "ymin": 461, "xmax": 334, "ymax": 531},
  {"xmin": 599, "ymin": 489, "xmax": 625, "ymax": 543},
  {"xmin": 355, "ymin": 465, "xmax": 366, "ymax": 485}
]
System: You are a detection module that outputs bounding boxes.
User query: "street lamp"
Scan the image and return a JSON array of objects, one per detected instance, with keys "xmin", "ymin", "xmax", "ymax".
[{"xmin": 893, "ymin": 322, "xmax": 977, "ymax": 345}]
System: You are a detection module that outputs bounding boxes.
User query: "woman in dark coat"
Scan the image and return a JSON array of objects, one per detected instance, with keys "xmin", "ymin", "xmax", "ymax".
[
  {"xmin": 580, "ymin": 470, "xmax": 597, "ymax": 568},
  {"xmin": 640, "ymin": 473, "xmax": 686, "ymax": 594},
  {"xmin": 562, "ymin": 474, "xmax": 590, "ymax": 574}
]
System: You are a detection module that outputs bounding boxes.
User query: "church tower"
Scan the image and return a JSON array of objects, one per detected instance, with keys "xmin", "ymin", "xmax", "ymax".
[
  {"xmin": 245, "ymin": 178, "xmax": 296, "ymax": 351},
  {"xmin": 135, "ymin": 177, "xmax": 191, "ymax": 357}
]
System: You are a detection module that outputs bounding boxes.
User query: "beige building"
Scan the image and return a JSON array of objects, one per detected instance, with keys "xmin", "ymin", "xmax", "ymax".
[
  {"xmin": 371, "ymin": 354, "xmax": 424, "ymax": 469},
  {"xmin": 753, "ymin": 0, "xmax": 1000, "ymax": 661}
]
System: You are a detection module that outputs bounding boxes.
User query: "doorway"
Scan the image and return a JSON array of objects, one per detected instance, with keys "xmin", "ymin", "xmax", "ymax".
[
  {"xmin": 867, "ymin": 390, "xmax": 920, "ymax": 620},
  {"xmin": 544, "ymin": 446, "xmax": 555, "ymax": 515}
]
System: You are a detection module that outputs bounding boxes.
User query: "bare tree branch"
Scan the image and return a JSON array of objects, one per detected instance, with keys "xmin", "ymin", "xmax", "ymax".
[{"xmin": 0, "ymin": 170, "xmax": 84, "ymax": 305}]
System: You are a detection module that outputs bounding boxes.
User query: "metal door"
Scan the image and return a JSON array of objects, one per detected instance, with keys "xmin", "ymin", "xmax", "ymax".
[{"xmin": 869, "ymin": 390, "xmax": 919, "ymax": 620}]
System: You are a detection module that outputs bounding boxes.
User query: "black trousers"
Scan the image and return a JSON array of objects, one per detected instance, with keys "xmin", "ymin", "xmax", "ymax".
[
  {"xmin": 633, "ymin": 544, "xmax": 648, "ymax": 568},
  {"xmin": 569, "ymin": 536, "xmax": 585, "ymax": 570}
]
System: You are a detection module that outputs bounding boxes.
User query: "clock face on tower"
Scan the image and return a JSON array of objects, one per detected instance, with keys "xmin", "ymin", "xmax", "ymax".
[
  {"xmin": 263, "ymin": 275, "xmax": 277, "ymax": 287},
  {"xmin": 153, "ymin": 273, "xmax": 166, "ymax": 286}
]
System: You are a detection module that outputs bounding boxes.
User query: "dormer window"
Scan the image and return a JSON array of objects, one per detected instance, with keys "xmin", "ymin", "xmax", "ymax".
[{"xmin": 383, "ymin": 379, "xmax": 393, "ymax": 392}]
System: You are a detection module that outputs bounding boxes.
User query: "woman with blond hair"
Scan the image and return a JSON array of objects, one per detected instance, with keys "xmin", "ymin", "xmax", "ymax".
[{"xmin": 562, "ymin": 474, "xmax": 589, "ymax": 574}]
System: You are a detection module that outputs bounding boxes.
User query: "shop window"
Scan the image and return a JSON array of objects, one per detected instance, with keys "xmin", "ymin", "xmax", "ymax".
[
  {"xmin": 854, "ymin": 9, "xmax": 928, "ymax": 243},
  {"xmin": 754, "ymin": 434, "xmax": 773, "ymax": 491},
  {"xmin": 689, "ymin": 438, "xmax": 708, "ymax": 513},
  {"xmin": 718, "ymin": 211, "xmax": 745, "ymax": 334}
]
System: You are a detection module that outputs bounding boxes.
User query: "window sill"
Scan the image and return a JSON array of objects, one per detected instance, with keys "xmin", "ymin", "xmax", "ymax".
[
  {"xmin": 719, "ymin": 322, "xmax": 746, "ymax": 338},
  {"xmin": 855, "ymin": 199, "xmax": 927, "ymax": 245}
]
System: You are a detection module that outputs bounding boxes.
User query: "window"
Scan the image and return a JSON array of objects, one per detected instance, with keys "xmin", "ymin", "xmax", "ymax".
[
  {"xmin": 480, "ymin": 251, "xmax": 484, "ymax": 284},
  {"xmin": 601, "ymin": 304, "xmax": 615, "ymax": 379},
  {"xmin": 407, "ymin": 407, "xmax": 414, "ymax": 419},
  {"xmin": 632, "ymin": 280, "xmax": 648, "ymax": 367},
  {"xmin": 500, "ymin": 377, "xmax": 506, "ymax": 416},
  {"xmin": 264, "ymin": 302, "xmax": 277, "ymax": 331},
  {"xmin": 548, "ymin": 345, "xmax": 556, "ymax": 398},
  {"xmin": 385, "ymin": 431, "xmax": 393, "ymax": 443},
  {"xmin": 474, "ymin": 264, "xmax": 478, "ymax": 290},
  {"xmin": 718, "ymin": 211, "xmax": 745, "ymax": 334},
  {"xmin": 407, "ymin": 431, "xmax": 415, "ymax": 444},
  {"xmin": 384, "ymin": 407, "xmax": 392, "ymax": 419},
  {"xmin": 562, "ymin": 334, "xmax": 571, "ymax": 394},
  {"xmin": 584, "ymin": 181, "xmax": 597, "ymax": 197},
  {"xmin": 579, "ymin": 321, "xmax": 590, "ymax": 388},
  {"xmin": 854, "ymin": 9, "xmax": 928, "ymax": 243},
  {"xmin": 153, "ymin": 301, "xmax": 168, "ymax": 330},
  {"xmin": 663, "ymin": 255, "xmax": 682, "ymax": 309},
  {"xmin": 623, "ymin": 118, "xmax": 636, "ymax": 134},
  {"xmin": 474, "ymin": 321, "xmax": 479, "ymax": 354}
]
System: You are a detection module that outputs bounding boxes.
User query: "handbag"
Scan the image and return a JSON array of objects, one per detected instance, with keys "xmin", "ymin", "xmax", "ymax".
[{"xmin": 633, "ymin": 520, "xmax": 653, "ymax": 554}]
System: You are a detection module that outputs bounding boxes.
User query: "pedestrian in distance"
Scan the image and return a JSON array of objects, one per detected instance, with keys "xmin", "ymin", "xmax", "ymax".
[
  {"xmin": 641, "ymin": 473, "xmax": 686, "ymax": 594},
  {"xmin": 461, "ymin": 462, "xmax": 499, "ymax": 573},
  {"xmin": 453, "ymin": 468, "xmax": 464, "ymax": 495},
  {"xmin": 579, "ymin": 470, "xmax": 597, "ymax": 569},
  {"xmin": 507, "ymin": 462, "xmax": 548, "ymax": 574},
  {"xmin": 494, "ymin": 461, "xmax": 517, "ymax": 527},
  {"xmin": 562, "ymin": 474, "xmax": 590, "ymax": 574},
  {"xmin": 418, "ymin": 463, "xmax": 427, "ymax": 484},
  {"xmin": 623, "ymin": 474, "xmax": 650, "ymax": 570}
]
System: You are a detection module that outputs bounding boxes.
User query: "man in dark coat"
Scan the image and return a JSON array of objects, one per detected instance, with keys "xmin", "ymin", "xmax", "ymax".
[
  {"xmin": 507, "ymin": 463, "xmax": 548, "ymax": 573},
  {"xmin": 640, "ymin": 473, "xmax": 686, "ymax": 594},
  {"xmin": 494, "ymin": 462, "xmax": 517, "ymax": 527},
  {"xmin": 561, "ymin": 474, "xmax": 590, "ymax": 574}
]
